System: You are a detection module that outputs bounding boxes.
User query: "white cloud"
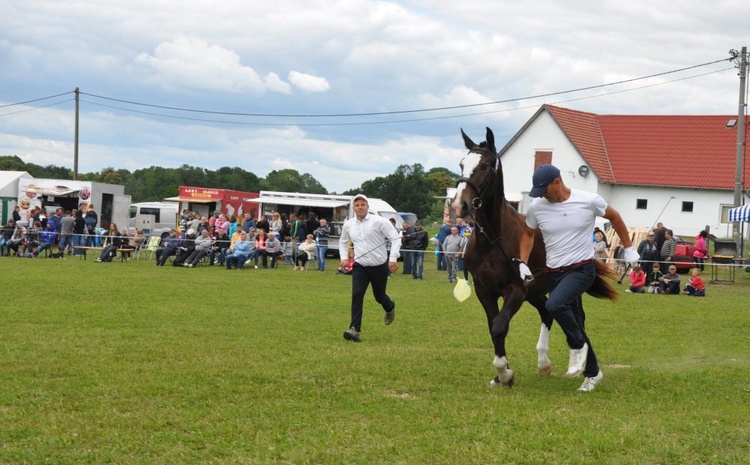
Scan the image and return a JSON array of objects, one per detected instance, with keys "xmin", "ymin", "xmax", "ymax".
[{"xmin": 288, "ymin": 71, "xmax": 330, "ymax": 93}]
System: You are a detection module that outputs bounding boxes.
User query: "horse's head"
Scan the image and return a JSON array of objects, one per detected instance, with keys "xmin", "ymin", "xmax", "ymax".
[{"xmin": 452, "ymin": 127, "xmax": 503, "ymax": 219}]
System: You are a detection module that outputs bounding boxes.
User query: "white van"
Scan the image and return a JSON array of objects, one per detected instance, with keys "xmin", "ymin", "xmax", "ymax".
[{"xmin": 128, "ymin": 202, "xmax": 179, "ymax": 238}]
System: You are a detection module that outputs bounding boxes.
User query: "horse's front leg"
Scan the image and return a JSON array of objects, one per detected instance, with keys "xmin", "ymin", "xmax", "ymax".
[{"xmin": 484, "ymin": 285, "xmax": 525, "ymax": 388}]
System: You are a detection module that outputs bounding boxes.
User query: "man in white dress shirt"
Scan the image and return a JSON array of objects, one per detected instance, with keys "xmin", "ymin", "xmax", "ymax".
[{"xmin": 339, "ymin": 194, "xmax": 401, "ymax": 342}]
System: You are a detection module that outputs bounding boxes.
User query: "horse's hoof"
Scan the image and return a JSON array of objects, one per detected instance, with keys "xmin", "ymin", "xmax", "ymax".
[
  {"xmin": 489, "ymin": 373, "xmax": 515, "ymax": 388},
  {"xmin": 538, "ymin": 364, "xmax": 552, "ymax": 377}
]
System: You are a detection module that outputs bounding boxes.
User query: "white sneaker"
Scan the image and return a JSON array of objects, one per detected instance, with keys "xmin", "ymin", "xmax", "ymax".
[
  {"xmin": 578, "ymin": 370, "xmax": 603, "ymax": 392},
  {"xmin": 625, "ymin": 289, "xmax": 632, "ymax": 293},
  {"xmin": 566, "ymin": 342, "xmax": 588, "ymax": 378}
]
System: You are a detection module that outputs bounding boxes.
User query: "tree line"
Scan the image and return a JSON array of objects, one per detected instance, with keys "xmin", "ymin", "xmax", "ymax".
[{"xmin": 1, "ymin": 155, "xmax": 458, "ymax": 222}]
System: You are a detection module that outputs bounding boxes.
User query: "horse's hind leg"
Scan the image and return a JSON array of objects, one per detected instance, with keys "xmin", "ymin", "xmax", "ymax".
[{"xmin": 529, "ymin": 294, "xmax": 553, "ymax": 376}]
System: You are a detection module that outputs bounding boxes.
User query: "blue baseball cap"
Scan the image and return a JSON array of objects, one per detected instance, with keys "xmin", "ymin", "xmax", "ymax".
[{"xmin": 529, "ymin": 164, "xmax": 561, "ymax": 197}]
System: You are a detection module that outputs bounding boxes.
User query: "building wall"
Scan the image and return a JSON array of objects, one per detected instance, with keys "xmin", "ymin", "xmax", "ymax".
[{"xmin": 501, "ymin": 112, "xmax": 738, "ymax": 239}]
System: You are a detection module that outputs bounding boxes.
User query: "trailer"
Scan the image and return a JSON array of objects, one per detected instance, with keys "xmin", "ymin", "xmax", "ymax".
[
  {"xmin": 250, "ymin": 191, "xmax": 403, "ymax": 257},
  {"xmin": 18, "ymin": 178, "xmax": 130, "ymax": 230},
  {"xmin": 165, "ymin": 186, "xmax": 260, "ymax": 220}
]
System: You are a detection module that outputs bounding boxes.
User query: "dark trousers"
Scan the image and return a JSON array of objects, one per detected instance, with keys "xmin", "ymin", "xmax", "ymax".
[
  {"xmin": 350, "ymin": 261, "xmax": 394, "ymax": 332},
  {"xmin": 401, "ymin": 251, "xmax": 411, "ymax": 274},
  {"xmin": 546, "ymin": 262, "xmax": 599, "ymax": 378}
]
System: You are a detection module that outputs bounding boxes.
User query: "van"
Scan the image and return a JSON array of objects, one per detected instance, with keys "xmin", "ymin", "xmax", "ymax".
[{"xmin": 128, "ymin": 202, "xmax": 178, "ymax": 238}]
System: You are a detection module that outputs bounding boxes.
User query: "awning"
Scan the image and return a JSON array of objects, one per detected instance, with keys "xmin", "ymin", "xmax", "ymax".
[
  {"xmin": 247, "ymin": 196, "xmax": 351, "ymax": 208},
  {"xmin": 164, "ymin": 196, "xmax": 214, "ymax": 204},
  {"xmin": 37, "ymin": 187, "xmax": 80, "ymax": 197},
  {"xmin": 728, "ymin": 204, "xmax": 750, "ymax": 222}
]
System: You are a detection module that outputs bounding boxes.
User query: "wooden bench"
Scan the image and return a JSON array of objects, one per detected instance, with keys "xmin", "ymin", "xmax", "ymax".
[{"xmin": 74, "ymin": 246, "xmax": 132, "ymax": 261}]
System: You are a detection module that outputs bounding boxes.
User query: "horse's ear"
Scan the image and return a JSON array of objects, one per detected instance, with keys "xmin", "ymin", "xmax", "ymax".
[
  {"xmin": 461, "ymin": 128, "xmax": 476, "ymax": 150},
  {"xmin": 485, "ymin": 127, "xmax": 496, "ymax": 153}
]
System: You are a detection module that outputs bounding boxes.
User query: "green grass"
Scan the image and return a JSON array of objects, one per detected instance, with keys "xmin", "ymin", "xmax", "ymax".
[{"xmin": 1, "ymin": 255, "xmax": 749, "ymax": 464}]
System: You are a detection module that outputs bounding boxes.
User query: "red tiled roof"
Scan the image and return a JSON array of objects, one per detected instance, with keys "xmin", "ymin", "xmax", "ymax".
[{"xmin": 543, "ymin": 104, "xmax": 749, "ymax": 190}]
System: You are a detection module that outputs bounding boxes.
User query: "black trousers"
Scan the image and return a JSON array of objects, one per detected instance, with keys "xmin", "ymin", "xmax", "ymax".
[{"xmin": 349, "ymin": 261, "xmax": 394, "ymax": 331}]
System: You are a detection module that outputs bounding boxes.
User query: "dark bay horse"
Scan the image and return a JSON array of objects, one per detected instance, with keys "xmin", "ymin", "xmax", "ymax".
[{"xmin": 452, "ymin": 127, "xmax": 618, "ymax": 387}]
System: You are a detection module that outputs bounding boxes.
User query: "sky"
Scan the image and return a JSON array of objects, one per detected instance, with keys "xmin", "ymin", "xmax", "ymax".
[{"xmin": 0, "ymin": 0, "xmax": 747, "ymax": 193}]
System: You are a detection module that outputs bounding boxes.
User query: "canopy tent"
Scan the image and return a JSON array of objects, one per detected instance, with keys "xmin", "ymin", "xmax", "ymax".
[
  {"xmin": 728, "ymin": 204, "xmax": 750, "ymax": 222},
  {"xmin": 246, "ymin": 196, "xmax": 350, "ymax": 208}
]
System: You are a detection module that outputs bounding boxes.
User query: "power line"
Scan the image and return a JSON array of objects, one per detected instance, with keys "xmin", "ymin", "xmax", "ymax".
[
  {"xmin": 0, "ymin": 97, "xmax": 75, "ymax": 117},
  {"xmin": 0, "ymin": 91, "xmax": 73, "ymax": 109},
  {"xmin": 79, "ymin": 57, "xmax": 732, "ymax": 118},
  {"xmin": 79, "ymin": 66, "xmax": 733, "ymax": 127}
]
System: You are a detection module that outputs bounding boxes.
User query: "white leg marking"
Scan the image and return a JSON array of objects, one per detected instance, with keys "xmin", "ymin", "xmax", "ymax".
[
  {"xmin": 536, "ymin": 323, "xmax": 552, "ymax": 375},
  {"xmin": 490, "ymin": 355, "xmax": 515, "ymax": 386}
]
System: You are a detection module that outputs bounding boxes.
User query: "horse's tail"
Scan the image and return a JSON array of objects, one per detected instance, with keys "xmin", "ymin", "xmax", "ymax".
[{"xmin": 587, "ymin": 260, "xmax": 619, "ymax": 301}]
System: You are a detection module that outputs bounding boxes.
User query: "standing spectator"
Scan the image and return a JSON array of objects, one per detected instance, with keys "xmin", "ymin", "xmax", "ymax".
[
  {"xmin": 72, "ymin": 210, "xmax": 86, "ymax": 255},
  {"xmin": 256, "ymin": 215, "xmax": 270, "ymax": 235},
  {"xmin": 625, "ymin": 265, "xmax": 646, "ymax": 293},
  {"xmin": 214, "ymin": 213, "xmax": 230, "ymax": 237},
  {"xmin": 313, "ymin": 218, "xmax": 331, "ymax": 271},
  {"xmin": 653, "ymin": 222, "xmax": 668, "ymax": 254},
  {"xmin": 409, "ymin": 221, "xmax": 429, "ymax": 280},
  {"xmin": 228, "ymin": 215, "xmax": 239, "ymax": 238},
  {"xmin": 693, "ymin": 230, "xmax": 709, "ymax": 271},
  {"xmin": 660, "ymin": 229, "xmax": 677, "ymax": 273},
  {"xmin": 637, "ymin": 231, "xmax": 660, "ymax": 271},
  {"xmin": 47, "ymin": 208, "xmax": 64, "ymax": 254},
  {"xmin": 241, "ymin": 212, "xmax": 255, "ymax": 233},
  {"xmin": 58, "ymin": 210, "xmax": 75, "ymax": 256},
  {"xmin": 12, "ymin": 205, "xmax": 22, "ymax": 222},
  {"xmin": 290, "ymin": 213, "xmax": 306, "ymax": 242},
  {"xmin": 338, "ymin": 194, "xmax": 401, "ymax": 343},
  {"xmin": 282, "ymin": 235, "xmax": 295, "ymax": 266},
  {"xmin": 85, "ymin": 205, "xmax": 98, "ymax": 246},
  {"xmin": 442, "ymin": 226, "xmax": 464, "ymax": 283},
  {"xmin": 436, "ymin": 219, "xmax": 453, "ymax": 271},
  {"xmin": 305, "ymin": 213, "xmax": 320, "ymax": 245},
  {"xmin": 646, "ymin": 263, "xmax": 664, "ymax": 294},
  {"xmin": 269, "ymin": 212, "xmax": 283, "ymax": 239},
  {"xmin": 658, "ymin": 265, "xmax": 682, "ymax": 295},
  {"xmin": 400, "ymin": 221, "xmax": 414, "ymax": 275}
]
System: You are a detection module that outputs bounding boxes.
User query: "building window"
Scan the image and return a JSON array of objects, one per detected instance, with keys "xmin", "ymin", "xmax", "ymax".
[
  {"xmin": 636, "ymin": 199, "xmax": 648, "ymax": 210},
  {"xmin": 682, "ymin": 201, "xmax": 694, "ymax": 213},
  {"xmin": 534, "ymin": 150, "xmax": 552, "ymax": 169}
]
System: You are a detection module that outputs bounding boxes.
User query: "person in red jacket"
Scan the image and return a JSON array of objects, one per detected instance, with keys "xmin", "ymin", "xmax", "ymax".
[{"xmin": 626, "ymin": 264, "xmax": 646, "ymax": 293}]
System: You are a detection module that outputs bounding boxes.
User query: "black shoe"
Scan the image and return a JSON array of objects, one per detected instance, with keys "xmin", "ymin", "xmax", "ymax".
[
  {"xmin": 343, "ymin": 326, "xmax": 361, "ymax": 342},
  {"xmin": 384, "ymin": 303, "xmax": 395, "ymax": 325}
]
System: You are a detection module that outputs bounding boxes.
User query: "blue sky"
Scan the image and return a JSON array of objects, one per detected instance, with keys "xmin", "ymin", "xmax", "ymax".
[{"xmin": 0, "ymin": 0, "xmax": 746, "ymax": 193}]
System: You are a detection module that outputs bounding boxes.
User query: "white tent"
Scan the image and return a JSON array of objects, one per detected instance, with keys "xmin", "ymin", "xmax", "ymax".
[
  {"xmin": 1, "ymin": 171, "xmax": 34, "ymax": 223},
  {"xmin": 728, "ymin": 204, "xmax": 750, "ymax": 222}
]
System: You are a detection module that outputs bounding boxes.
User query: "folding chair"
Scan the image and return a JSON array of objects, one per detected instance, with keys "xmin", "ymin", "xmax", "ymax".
[{"xmin": 145, "ymin": 236, "xmax": 162, "ymax": 261}]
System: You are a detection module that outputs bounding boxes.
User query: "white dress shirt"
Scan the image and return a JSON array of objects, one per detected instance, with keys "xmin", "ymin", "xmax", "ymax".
[{"xmin": 339, "ymin": 214, "xmax": 401, "ymax": 266}]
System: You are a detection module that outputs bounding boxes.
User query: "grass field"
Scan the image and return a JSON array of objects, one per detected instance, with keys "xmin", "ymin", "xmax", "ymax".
[{"xmin": 1, "ymin": 255, "xmax": 749, "ymax": 464}]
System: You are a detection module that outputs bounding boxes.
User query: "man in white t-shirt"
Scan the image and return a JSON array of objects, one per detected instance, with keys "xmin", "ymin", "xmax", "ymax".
[
  {"xmin": 519, "ymin": 165, "xmax": 639, "ymax": 392},
  {"xmin": 338, "ymin": 194, "xmax": 401, "ymax": 342}
]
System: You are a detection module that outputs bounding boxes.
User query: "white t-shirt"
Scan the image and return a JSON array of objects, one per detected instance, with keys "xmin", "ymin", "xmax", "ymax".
[{"xmin": 526, "ymin": 189, "xmax": 607, "ymax": 269}]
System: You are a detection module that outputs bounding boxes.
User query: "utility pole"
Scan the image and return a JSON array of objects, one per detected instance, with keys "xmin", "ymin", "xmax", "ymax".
[
  {"xmin": 730, "ymin": 48, "xmax": 747, "ymax": 253},
  {"xmin": 74, "ymin": 87, "xmax": 80, "ymax": 180}
]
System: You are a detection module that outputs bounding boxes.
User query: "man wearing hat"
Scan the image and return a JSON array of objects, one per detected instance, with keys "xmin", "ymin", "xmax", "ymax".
[
  {"xmin": 519, "ymin": 164, "xmax": 638, "ymax": 392},
  {"xmin": 338, "ymin": 194, "xmax": 402, "ymax": 342}
]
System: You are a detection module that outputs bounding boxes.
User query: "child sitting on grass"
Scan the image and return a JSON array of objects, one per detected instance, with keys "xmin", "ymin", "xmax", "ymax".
[
  {"xmin": 683, "ymin": 268, "xmax": 706, "ymax": 297},
  {"xmin": 646, "ymin": 263, "xmax": 663, "ymax": 294}
]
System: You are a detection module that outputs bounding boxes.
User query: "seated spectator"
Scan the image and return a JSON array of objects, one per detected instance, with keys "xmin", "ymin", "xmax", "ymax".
[
  {"xmin": 658, "ymin": 265, "xmax": 681, "ymax": 295},
  {"xmin": 295, "ymin": 234, "xmax": 316, "ymax": 270},
  {"xmin": 185, "ymin": 228, "xmax": 213, "ymax": 267},
  {"xmin": 29, "ymin": 222, "xmax": 57, "ymax": 258},
  {"xmin": 121, "ymin": 228, "xmax": 146, "ymax": 260},
  {"xmin": 8, "ymin": 223, "xmax": 27, "ymax": 257},
  {"xmin": 210, "ymin": 229, "xmax": 230, "ymax": 266},
  {"xmin": 96, "ymin": 224, "xmax": 124, "ymax": 262},
  {"xmin": 625, "ymin": 264, "xmax": 646, "ymax": 293},
  {"xmin": 23, "ymin": 221, "xmax": 42, "ymax": 256},
  {"xmin": 156, "ymin": 229, "xmax": 181, "ymax": 266},
  {"xmin": 173, "ymin": 229, "xmax": 196, "ymax": 266},
  {"xmin": 253, "ymin": 229, "xmax": 268, "ymax": 269},
  {"xmin": 226, "ymin": 231, "xmax": 251, "ymax": 270},
  {"xmin": 645, "ymin": 263, "xmax": 663, "ymax": 294},
  {"xmin": 0, "ymin": 218, "xmax": 16, "ymax": 256},
  {"xmin": 683, "ymin": 268, "xmax": 706, "ymax": 297},
  {"xmin": 337, "ymin": 248, "xmax": 355, "ymax": 274},
  {"xmin": 264, "ymin": 233, "xmax": 283, "ymax": 268}
]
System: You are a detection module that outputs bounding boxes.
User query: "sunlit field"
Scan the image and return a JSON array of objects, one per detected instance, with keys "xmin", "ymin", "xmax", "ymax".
[{"xmin": 1, "ymin": 255, "xmax": 748, "ymax": 464}]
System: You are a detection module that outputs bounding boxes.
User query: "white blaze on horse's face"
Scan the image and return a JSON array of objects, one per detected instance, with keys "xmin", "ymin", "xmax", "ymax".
[{"xmin": 452, "ymin": 152, "xmax": 483, "ymax": 217}]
